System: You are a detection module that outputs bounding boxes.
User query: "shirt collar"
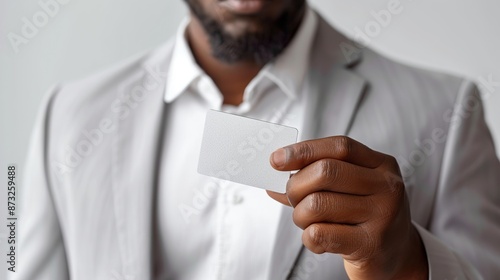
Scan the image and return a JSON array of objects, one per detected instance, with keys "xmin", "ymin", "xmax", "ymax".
[
  {"xmin": 256, "ymin": 6, "xmax": 317, "ymax": 100},
  {"xmin": 164, "ymin": 18, "xmax": 203, "ymax": 103},
  {"xmin": 164, "ymin": 5, "xmax": 318, "ymax": 104}
]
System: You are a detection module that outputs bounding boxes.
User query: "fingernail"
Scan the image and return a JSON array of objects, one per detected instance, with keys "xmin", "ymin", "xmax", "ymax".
[
  {"xmin": 286, "ymin": 195, "xmax": 294, "ymax": 208},
  {"xmin": 272, "ymin": 148, "xmax": 287, "ymax": 168}
]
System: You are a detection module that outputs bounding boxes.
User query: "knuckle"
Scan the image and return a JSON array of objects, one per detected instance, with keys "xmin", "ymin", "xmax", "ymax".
[
  {"xmin": 308, "ymin": 224, "xmax": 327, "ymax": 250},
  {"xmin": 384, "ymin": 155, "xmax": 400, "ymax": 171},
  {"xmin": 296, "ymin": 142, "xmax": 315, "ymax": 163},
  {"xmin": 317, "ymin": 159, "xmax": 342, "ymax": 186},
  {"xmin": 333, "ymin": 136, "xmax": 352, "ymax": 160},
  {"xmin": 306, "ymin": 193, "xmax": 330, "ymax": 218},
  {"xmin": 382, "ymin": 171, "xmax": 404, "ymax": 193},
  {"xmin": 317, "ymin": 159, "xmax": 336, "ymax": 180}
]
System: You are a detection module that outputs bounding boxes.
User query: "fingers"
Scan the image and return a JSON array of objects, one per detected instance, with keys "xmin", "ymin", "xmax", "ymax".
[
  {"xmin": 267, "ymin": 191, "xmax": 380, "ymax": 258},
  {"xmin": 268, "ymin": 158, "xmax": 387, "ymax": 207},
  {"xmin": 302, "ymin": 223, "xmax": 369, "ymax": 257},
  {"xmin": 286, "ymin": 159, "xmax": 386, "ymax": 205},
  {"xmin": 293, "ymin": 192, "xmax": 373, "ymax": 229},
  {"xmin": 270, "ymin": 136, "xmax": 386, "ymax": 171}
]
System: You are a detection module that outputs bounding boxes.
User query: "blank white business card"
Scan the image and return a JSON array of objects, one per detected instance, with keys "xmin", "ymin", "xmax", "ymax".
[{"xmin": 197, "ymin": 110, "xmax": 298, "ymax": 193}]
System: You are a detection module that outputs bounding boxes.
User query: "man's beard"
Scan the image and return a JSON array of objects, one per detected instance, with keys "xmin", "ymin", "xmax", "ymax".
[{"xmin": 185, "ymin": 0, "xmax": 305, "ymax": 65}]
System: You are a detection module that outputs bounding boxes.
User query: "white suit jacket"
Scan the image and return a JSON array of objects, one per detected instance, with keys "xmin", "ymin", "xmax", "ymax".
[{"xmin": 13, "ymin": 13, "xmax": 500, "ymax": 280}]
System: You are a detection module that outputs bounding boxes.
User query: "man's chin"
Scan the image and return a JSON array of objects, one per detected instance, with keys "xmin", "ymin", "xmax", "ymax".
[{"xmin": 186, "ymin": 0, "xmax": 305, "ymax": 64}]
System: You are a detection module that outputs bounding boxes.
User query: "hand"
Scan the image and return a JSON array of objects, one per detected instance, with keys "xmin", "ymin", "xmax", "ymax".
[{"xmin": 267, "ymin": 136, "xmax": 428, "ymax": 280}]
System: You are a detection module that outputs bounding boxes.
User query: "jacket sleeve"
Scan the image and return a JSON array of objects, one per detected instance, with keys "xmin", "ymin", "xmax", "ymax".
[
  {"xmin": 416, "ymin": 80, "xmax": 500, "ymax": 280},
  {"xmin": 9, "ymin": 85, "xmax": 70, "ymax": 280}
]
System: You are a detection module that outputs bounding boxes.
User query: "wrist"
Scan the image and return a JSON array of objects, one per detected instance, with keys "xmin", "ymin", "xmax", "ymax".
[{"xmin": 393, "ymin": 225, "xmax": 429, "ymax": 280}]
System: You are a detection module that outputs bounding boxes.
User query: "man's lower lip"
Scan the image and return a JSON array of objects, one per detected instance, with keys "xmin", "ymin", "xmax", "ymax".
[{"xmin": 219, "ymin": 0, "xmax": 267, "ymax": 14}]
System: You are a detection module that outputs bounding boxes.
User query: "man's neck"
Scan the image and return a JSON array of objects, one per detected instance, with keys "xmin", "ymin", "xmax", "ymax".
[{"xmin": 186, "ymin": 17, "xmax": 262, "ymax": 106}]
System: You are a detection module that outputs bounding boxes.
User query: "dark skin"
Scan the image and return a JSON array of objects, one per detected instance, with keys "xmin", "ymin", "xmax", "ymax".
[
  {"xmin": 267, "ymin": 137, "xmax": 428, "ymax": 279},
  {"xmin": 185, "ymin": 0, "xmax": 428, "ymax": 279},
  {"xmin": 187, "ymin": 16, "xmax": 260, "ymax": 105},
  {"xmin": 186, "ymin": 0, "xmax": 304, "ymax": 105}
]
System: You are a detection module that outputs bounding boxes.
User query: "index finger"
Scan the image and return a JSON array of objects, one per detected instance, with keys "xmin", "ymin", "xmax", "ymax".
[{"xmin": 270, "ymin": 136, "xmax": 386, "ymax": 171}]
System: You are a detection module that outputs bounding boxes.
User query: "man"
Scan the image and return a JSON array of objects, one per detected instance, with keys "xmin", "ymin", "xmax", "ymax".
[{"xmin": 13, "ymin": 0, "xmax": 500, "ymax": 279}]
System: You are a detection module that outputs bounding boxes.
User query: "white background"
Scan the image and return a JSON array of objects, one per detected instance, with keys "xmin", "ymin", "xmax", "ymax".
[{"xmin": 1, "ymin": 0, "xmax": 499, "ymax": 277}]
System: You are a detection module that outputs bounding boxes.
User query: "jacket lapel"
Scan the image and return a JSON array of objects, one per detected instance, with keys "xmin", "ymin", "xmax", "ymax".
[
  {"xmin": 268, "ymin": 14, "xmax": 368, "ymax": 280},
  {"xmin": 110, "ymin": 43, "xmax": 172, "ymax": 279}
]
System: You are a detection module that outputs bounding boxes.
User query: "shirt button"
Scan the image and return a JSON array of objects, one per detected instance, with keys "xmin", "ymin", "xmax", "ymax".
[{"xmin": 232, "ymin": 194, "xmax": 244, "ymax": 205}]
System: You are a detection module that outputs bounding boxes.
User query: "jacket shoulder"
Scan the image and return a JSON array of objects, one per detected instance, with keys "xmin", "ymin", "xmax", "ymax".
[
  {"xmin": 51, "ymin": 39, "xmax": 174, "ymax": 112},
  {"xmin": 44, "ymin": 39, "xmax": 174, "ymax": 157},
  {"xmin": 313, "ymin": 11, "xmax": 469, "ymax": 103},
  {"xmin": 357, "ymin": 48, "xmax": 469, "ymax": 105}
]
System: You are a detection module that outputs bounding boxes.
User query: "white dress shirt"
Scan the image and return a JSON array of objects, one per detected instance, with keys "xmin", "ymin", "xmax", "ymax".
[{"xmin": 155, "ymin": 7, "xmax": 317, "ymax": 280}]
